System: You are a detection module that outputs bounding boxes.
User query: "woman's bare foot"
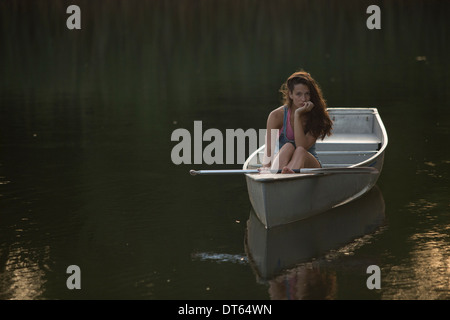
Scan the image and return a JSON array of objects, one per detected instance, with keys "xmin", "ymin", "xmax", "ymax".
[
  {"xmin": 258, "ymin": 167, "xmax": 271, "ymax": 174},
  {"xmin": 281, "ymin": 166, "xmax": 295, "ymax": 174}
]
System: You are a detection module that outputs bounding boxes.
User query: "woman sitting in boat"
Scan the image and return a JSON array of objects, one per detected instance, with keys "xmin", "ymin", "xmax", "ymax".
[{"xmin": 262, "ymin": 71, "xmax": 333, "ymax": 173}]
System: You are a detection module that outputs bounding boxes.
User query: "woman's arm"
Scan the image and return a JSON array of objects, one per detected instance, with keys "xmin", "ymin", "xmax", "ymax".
[
  {"xmin": 263, "ymin": 108, "xmax": 283, "ymax": 167},
  {"xmin": 294, "ymin": 102, "xmax": 317, "ymax": 150}
]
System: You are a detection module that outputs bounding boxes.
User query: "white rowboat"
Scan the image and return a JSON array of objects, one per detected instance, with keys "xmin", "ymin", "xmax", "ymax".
[{"xmin": 242, "ymin": 108, "xmax": 388, "ymax": 228}]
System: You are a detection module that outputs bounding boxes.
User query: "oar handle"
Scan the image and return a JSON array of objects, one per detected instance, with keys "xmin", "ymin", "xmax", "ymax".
[
  {"xmin": 190, "ymin": 167, "xmax": 378, "ymax": 176},
  {"xmin": 190, "ymin": 169, "xmax": 266, "ymax": 175}
]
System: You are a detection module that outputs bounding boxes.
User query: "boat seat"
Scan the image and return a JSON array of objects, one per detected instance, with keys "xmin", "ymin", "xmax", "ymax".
[
  {"xmin": 317, "ymin": 150, "xmax": 377, "ymax": 166},
  {"xmin": 316, "ymin": 133, "xmax": 381, "ymax": 152},
  {"xmin": 316, "ymin": 133, "xmax": 380, "ymax": 166},
  {"xmin": 248, "ymin": 132, "xmax": 381, "ymax": 168}
]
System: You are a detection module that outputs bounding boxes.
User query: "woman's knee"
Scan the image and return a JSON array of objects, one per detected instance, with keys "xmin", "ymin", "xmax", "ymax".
[
  {"xmin": 294, "ymin": 146, "xmax": 308, "ymax": 156},
  {"xmin": 280, "ymin": 142, "xmax": 295, "ymax": 154}
]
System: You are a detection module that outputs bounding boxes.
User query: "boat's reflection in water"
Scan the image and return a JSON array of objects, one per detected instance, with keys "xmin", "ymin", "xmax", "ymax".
[{"xmin": 245, "ymin": 185, "xmax": 386, "ymax": 300}]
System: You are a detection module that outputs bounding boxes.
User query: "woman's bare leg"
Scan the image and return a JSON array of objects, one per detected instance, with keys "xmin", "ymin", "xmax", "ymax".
[
  {"xmin": 270, "ymin": 143, "xmax": 295, "ymax": 171},
  {"xmin": 282, "ymin": 146, "xmax": 321, "ymax": 173}
]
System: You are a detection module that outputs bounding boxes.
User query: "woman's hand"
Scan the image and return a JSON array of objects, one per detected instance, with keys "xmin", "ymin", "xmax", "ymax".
[{"xmin": 295, "ymin": 101, "xmax": 314, "ymax": 115}]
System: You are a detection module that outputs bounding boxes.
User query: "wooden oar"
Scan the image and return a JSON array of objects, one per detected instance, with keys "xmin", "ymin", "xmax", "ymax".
[{"xmin": 190, "ymin": 167, "xmax": 378, "ymax": 176}]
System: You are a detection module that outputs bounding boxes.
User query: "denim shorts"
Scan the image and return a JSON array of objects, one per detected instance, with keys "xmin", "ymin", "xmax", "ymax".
[{"xmin": 278, "ymin": 133, "xmax": 322, "ymax": 167}]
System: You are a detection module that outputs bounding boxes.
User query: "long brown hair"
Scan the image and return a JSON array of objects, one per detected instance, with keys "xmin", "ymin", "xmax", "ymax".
[{"xmin": 280, "ymin": 70, "xmax": 332, "ymax": 140}]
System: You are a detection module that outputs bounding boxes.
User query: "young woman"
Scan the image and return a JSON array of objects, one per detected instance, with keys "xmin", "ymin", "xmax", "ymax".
[{"xmin": 263, "ymin": 71, "xmax": 333, "ymax": 173}]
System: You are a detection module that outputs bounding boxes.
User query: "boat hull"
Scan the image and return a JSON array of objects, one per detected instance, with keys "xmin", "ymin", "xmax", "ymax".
[{"xmin": 245, "ymin": 152, "xmax": 383, "ymax": 228}]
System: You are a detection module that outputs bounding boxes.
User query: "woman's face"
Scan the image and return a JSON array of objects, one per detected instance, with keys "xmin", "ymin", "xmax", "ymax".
[{"xmin": 289, "ymin": 83, "xmax": 310, "ymax": 109}]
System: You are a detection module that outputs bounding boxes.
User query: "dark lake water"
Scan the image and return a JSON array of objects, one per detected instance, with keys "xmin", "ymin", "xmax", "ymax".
[{"xmin": 1, "ymin": 0, "xmax": 449, "ymax": 300}]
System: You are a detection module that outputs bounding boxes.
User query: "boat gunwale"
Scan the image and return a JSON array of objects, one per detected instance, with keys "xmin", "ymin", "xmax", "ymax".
[{"xmin": 353, "ymin": 109, "xmax": 388, "ymax": 167}]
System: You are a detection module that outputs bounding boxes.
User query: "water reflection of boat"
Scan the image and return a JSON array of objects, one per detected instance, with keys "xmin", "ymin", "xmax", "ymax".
[{"xmin": 244, "ymin": 185, "xmax": 385, "ymax": 282}]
